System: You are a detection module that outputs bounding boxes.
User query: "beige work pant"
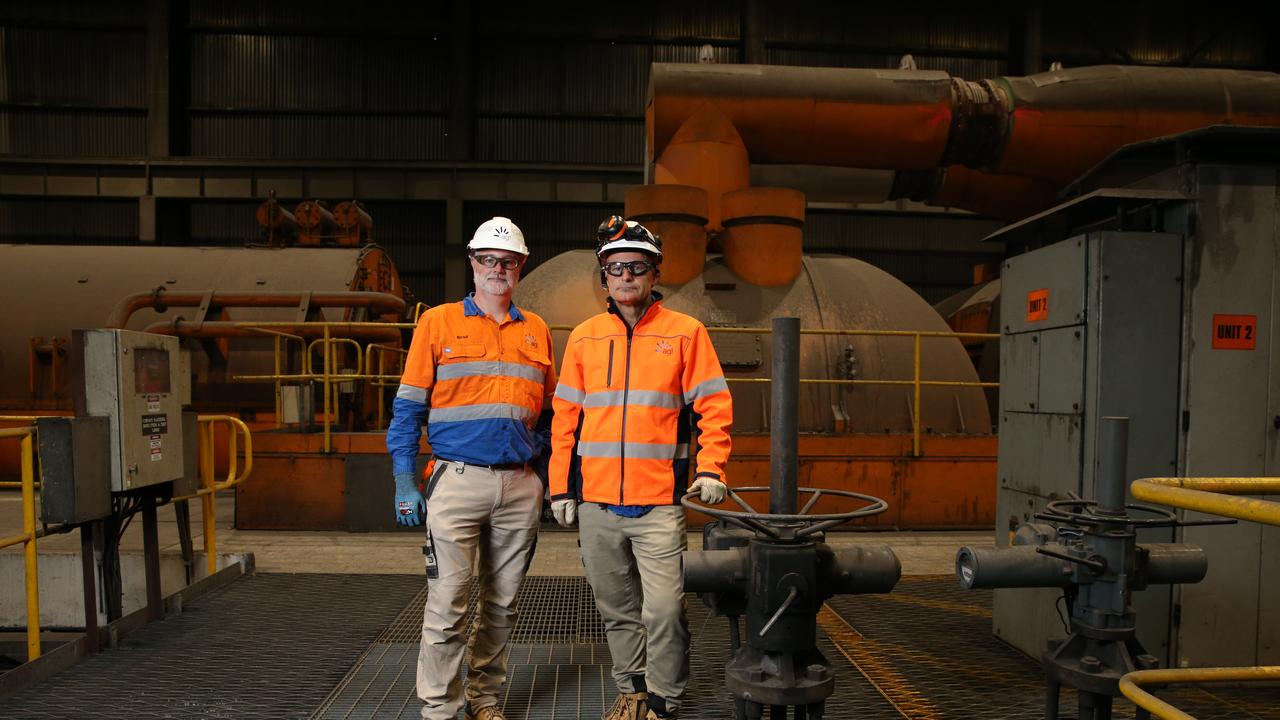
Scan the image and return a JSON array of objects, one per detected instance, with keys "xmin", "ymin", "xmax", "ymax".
[
  {"xmin": 579, "ymin": 502, "xmax": 690, "ymax": 712},
  {"xmin": 417, "ymin": 461, "xmax": 541, "ymax": 720}
]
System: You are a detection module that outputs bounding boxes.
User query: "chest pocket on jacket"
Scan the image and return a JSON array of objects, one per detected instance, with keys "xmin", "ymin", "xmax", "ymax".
[
  {"xmin": 440, "ymin": 343, "xmax": 486, "ymax": 363},
  {"xmin": 516, "ymin": 343, "xmax": 552, "ymax": 411}
]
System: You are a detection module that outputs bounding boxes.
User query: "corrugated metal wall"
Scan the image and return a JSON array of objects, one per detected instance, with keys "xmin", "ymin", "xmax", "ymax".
[
  {"xmin": 188, "ymin": 2, "xmax": 451, "ymax": 160},
  {"xmin": 0, "ymin": 19, "xmax": 147, "ymax": 156},
  {"xmin": 0, "ymin": 198, "xmax": 138, "ymax": 244}
]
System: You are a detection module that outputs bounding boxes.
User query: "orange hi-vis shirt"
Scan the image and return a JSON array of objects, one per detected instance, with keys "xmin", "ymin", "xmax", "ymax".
[
  {"xmin": 389, "ymin": 295, "xmax": 556, "ymax": 473},
  {"xmin": 549, "ymin": 297, "xmax": 733, "ymax": 506}
]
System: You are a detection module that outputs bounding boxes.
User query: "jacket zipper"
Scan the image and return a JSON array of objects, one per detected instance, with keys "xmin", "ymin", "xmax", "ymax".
[
  {"xmin": 619, "ymin": 325, "xmax": 633, "ymax": 505},
  {"xmin": 617, "ymin": 302, "xmax": 657, "ymax": 505}
]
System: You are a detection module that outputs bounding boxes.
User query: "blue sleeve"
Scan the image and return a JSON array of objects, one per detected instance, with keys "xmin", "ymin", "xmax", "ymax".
[{"xmin": 386, "ymin": 396, "xmax": 428, "ymax": 475}]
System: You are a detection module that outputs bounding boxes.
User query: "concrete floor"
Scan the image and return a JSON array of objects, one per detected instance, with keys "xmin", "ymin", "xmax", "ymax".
[{"xmin": 1, "ymin": 490, "xmax": 991, "ymax": 577}]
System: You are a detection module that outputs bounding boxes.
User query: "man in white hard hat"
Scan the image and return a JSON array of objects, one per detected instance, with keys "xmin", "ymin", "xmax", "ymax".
[{"xmin": 386, "ymin": 216, "xmax": 557, "ymax": 720}]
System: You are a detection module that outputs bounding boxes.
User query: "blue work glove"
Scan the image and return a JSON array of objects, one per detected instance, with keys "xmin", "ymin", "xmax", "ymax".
[{"xmin": 394, "ymin": 472, "xmax": 425, "ymax": 527}]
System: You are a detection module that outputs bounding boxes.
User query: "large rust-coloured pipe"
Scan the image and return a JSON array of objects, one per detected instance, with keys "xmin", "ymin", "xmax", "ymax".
[
  {"xmin": 142, "ymin": 320, "xmax": 401, "ymax": 342},
  {"xmin": 625, "ymin": 184, "xmax": 709, "ymax": 285},
  {"xmin": 107, "ymin": 291, "xmax": 406, "ymax": 329},
  {"xmin": 649, "ymin": 63, "xmax": 1280, "ymax": 196}
]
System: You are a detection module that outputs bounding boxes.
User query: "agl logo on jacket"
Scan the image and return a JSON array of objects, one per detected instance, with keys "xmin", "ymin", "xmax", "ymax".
[{"xmin": 654, "ymin": 340, "xmax": 673, "ymax": 355}]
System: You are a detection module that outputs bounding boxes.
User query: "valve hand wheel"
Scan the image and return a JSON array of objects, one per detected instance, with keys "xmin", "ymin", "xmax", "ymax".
[{"xmin": 681, "ymin": 486, "xmax": 888, "ymax": 540}]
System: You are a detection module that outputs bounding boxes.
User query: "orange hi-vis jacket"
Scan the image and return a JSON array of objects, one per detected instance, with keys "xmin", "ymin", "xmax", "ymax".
[
  {"xmin": 388, "ymin": 295, "xmax": 557, "ymax": 475},
  {"xmin": 549, "ymin": 296, "xmax": 733, "ymax": 506}
]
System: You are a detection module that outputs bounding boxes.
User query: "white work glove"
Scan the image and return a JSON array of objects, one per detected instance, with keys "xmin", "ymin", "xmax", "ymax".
[
  {"xmin": 690, "ymin": 476, "xmax": 727, "ymax": 504},
  {"xmin": 551, "ymin": 498, "xmax": 578, "ymax": 527}
]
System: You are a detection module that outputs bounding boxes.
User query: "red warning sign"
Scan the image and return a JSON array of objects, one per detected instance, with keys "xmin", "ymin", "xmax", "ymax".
[
  {"xmin": 1026, "ymin": 289, "xmax": 1050, "ymax": 322},
  {"xmin": 1212, "ymin": 314, "xmax": 1257, "ymax": 350}
]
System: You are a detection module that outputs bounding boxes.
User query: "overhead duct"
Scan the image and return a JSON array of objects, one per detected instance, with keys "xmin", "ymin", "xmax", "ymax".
[{"xmin": 648, "ymin": 63, "xmax": 1280, "ymax": 218}]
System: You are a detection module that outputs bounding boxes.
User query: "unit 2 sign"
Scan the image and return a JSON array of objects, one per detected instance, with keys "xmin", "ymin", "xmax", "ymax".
[{"xmin": 1212, "ymin": 314, "xmax": 1257, "ymax": 350}]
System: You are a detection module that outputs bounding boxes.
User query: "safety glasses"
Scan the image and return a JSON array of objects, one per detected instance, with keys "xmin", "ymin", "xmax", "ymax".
[
  {"xmin": 602, "ymin": 260, "xmax": 655, "ymax": 277},
  {"xmin": 471, "ymin": 253, "xmax": 522, "ymax": 270}
]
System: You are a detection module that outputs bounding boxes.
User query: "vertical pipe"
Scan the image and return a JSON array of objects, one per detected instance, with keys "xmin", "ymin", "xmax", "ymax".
[
  {"xmin": 1098, "ymin": 416, "xmax": 1130, "ymax": 513},
  {"xmin": 323, "ymin": 325, "xmax": 332, "ymax": 453},
  {"xmin": 770, "ymin": 317, "xmax": 800, "ymax": 515},
  {"xmin": 142, "ymin": 495, "xmax": 162, "ymax": 621},
  {"xmin": 21, "ymin": 433, "xmax": 41, "ymax": 661},
  {"xmin": 201, "ymin": 421, "xmax": 217, "ymax": 577},
  {"xmin": 80, "ymin": 523, "xmax": 99, "ymax": 654},
  {"xmin": 274, "ymin": 336, "xmax": 282, "ymax": 428},
  {"xmin": 912, "ymin": 333, "xmax": 922, "ymax": 457}
]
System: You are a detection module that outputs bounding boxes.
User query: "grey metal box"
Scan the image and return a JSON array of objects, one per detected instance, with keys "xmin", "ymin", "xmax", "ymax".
[
  {"xmin": 74, "ymin": 329, "xmax": 187, "ymax": 492},
  {"xmin": 1002, "ymin": 235, "xmax": 1087, "ymax": 334},
  {"xmin": 38, "ymin": 416, "xmax": 111, "ymax": 525}
]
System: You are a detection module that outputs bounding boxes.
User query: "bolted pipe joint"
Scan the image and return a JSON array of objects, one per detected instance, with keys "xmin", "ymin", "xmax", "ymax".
[
  {"xmin": 821, "ymin": 544, "xmax": 901, "ymax": 595},
  {"xmin": 956, "ymin": 545, "xmax": 1074, "ymax": 590}
]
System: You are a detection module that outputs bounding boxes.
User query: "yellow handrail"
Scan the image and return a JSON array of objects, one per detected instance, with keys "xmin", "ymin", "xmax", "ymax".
[
  {"xmin": 1119, "ymin": 666, "xmax": 1280, "ymax": 719},
  {"xmin": 244, "ymin": 327, "xmax": 304, "ymax": 430},
  {"xmin": 224, "ymin": 320, "xmax": 998, "ymax": 456},
  {"xmin": 1130, "ymin": 477, "xmax": 1280, "ymax": 526},
  {"xmin": 172, "ymin": 415, "xmax": 254, "ymax": 577},
  {"xmin": 1121, "ymin": 476, "xmax": 1280, "ymax": 719},
  {"xmin": 0, "ymin": 426, "xmax": 41, "ymax": 661},
  {"xmin": 707, "ymin": 326, "xmax": 1000, "ymax": 456}
]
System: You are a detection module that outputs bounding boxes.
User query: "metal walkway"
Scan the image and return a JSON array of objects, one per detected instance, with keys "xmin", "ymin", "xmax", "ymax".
[{"xmin": 2, "ymin": 574, "xmax": 1278, "ymax": 719}]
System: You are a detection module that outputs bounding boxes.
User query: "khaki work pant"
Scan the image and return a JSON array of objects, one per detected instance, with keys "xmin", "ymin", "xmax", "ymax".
[
  {"xmin": 417, "ymin": 460, "xmax": 541, "ymax": 720},
  {"xmin": 579, "ymin": 502, "xmax": 690, "ymax": 712}
]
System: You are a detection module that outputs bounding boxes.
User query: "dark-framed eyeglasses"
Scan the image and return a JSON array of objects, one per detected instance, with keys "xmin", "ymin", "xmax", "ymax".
[
  {"xmin": 472, "ymin": 253, "xmax": 522, "ymax": 270},
  {"xmin": 602, "ymin": 260, "xmax": 655, "ymax": 277}
]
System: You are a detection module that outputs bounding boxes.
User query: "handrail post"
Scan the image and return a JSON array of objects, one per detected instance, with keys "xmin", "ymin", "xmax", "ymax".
[
  {"xmin": 274, "ymin": 336, "xmax": 282, "ymax": 429},
  {"xmin": 21, "ymin": 432, "xmax": 40, "ymax": 661},
  {"xmin": 912, "ymin": 333, "xmax": 922, "ymax": 457},
  {"xmin": 323, "ymin": 324, "xmax": 332, "ymax": 453},
  {"xmin": 201, "ymin": 419, "xmax": 217, "ymax": 577}
]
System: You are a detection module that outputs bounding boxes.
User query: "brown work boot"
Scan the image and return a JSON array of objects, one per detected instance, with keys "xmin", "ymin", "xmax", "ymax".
[
  {"xmin": 465, "ymin": 705, "xmax": 506, "ymax": 720},
  {"xmin": 601, "ymin": 691, "xmax": 648, "ymax": 720}
]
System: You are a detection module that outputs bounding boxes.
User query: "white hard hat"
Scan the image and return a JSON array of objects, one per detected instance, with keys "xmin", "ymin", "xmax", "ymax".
[
  {"xmin": 468, "ymin": 216, "xmax": 528, "ymax": 256},
  {"xmin": 595, "ymin": 215, "xmax": 663, "ymax": 261}
]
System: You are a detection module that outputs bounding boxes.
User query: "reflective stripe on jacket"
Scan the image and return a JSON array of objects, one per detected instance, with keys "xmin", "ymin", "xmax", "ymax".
[
  {"xmin": 549, "ymin": 297, "xmax": 732, "ymax": 506},
  {"xmin": 386, "ymin": 294, "xmax": 556, "ymax": 474}
]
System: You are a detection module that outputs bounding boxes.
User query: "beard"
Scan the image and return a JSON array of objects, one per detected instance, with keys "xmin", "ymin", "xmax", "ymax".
[{"xmin": 475, "ymin": 272, "xmax": 513, "ymax": 294}]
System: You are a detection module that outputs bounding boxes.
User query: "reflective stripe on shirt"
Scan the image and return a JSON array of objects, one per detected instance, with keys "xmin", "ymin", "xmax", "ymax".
[
  {"xmin": 435, "ymin": 360, "xmax": 545, "ymax": 385},
  {"xmin": 429, "ymin": 402, "xmax": 537, "ymax": 424}
]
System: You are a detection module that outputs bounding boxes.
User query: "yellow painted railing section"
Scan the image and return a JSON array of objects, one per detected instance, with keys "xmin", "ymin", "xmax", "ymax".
[
  {"xmin": 1121, "ymin": 475, "xmax": 1280, "ymax": 719},
  {"xmin": 0, "ymin": 425, "xmax": 40, "ymax": 661},
  {"xmin": 229, "ymin": 320, "xmax": 998, "ymax": 456},
  {"xmin": 172, "ymin": 415, "xmax": 254, "ymax": 577},
  {"xmin": 0, "ymin": 415, "xmax": 252, "ymax": 665}
]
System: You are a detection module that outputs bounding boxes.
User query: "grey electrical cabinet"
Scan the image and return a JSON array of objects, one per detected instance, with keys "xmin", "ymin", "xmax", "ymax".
[
  {"xmin": 989, "ymin": 138, "xmax": 1280, "ymax": 670},
  {"xmin": 72, "ymin": 329, "xmax": 188, "ymax": 493}
]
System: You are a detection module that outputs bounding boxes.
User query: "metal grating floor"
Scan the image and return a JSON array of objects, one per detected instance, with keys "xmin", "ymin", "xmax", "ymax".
[
  {"xmin": 319, "ymin": 576, "xmax": 1280, "ymax": 720},
  {"xmin": 3, "ymin": 573, "xmax": 1277, "ymax": 720},
  {"xmin": 0, "ymin": 573, "xmax": 424, "ymax": 720}
]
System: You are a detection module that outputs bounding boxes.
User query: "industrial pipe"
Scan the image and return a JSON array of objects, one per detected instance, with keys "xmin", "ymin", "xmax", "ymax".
[
  {"xmin": 107, "ymin": 290, "xmax": 407, "ymax": 329},
  {"xmin": 1142, "ymin": 544, "xmax": 1208, "ymax": 586},
  {"xmin": 625, "ymin": 184, "xmax": 709, "ymax": 284},
  {"xmin": 825, "ymin": 544, "xmax": 902, "ymax": 595},
  {"xmin": 1097, "ymin": 417, "xmax": 1129, "ymax": 514},
  {"xmin": 142, "ymin": 321, "xmax": 401, "ymax": 342},
  {"xmin": 956, "ymin": 545, "xmax": 1072, "ymax": 589},
  {"xmin": 1131, "ymin": 477, "xmax": 1280, "ymax": 527},
  {"xmin": 648, "ymin": 63, "xmax": 1280, "ymax": 218},
  {"xmin": 770, "ymin": 317, "xmax": 800, "ymax": 515},
  {"xmin": 682, "ymin": 547, "xmax": 747, "ymax": 594}
]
